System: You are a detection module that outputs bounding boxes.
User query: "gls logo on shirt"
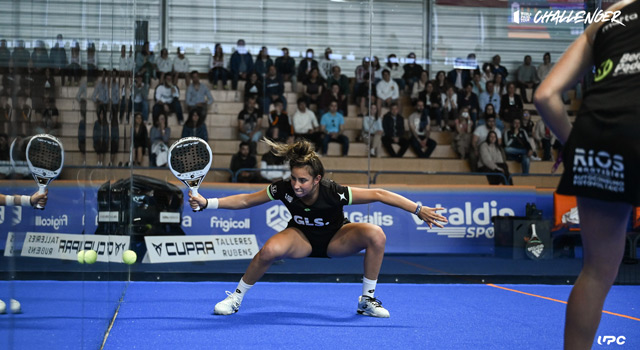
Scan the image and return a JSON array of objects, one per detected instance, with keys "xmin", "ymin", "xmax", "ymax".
[{"xmin": 293, "ymin": 215, "xmax": 329, "ymax": 227}]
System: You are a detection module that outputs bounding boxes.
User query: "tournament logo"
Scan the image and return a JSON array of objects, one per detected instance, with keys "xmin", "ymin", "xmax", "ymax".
[{"xmin": 266, "ymin": 204, "xmax": 292, "ymax": 232}]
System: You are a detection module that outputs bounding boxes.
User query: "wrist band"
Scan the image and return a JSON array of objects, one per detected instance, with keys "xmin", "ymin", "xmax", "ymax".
[
  {"xmin": 414, "ymin": 203, "xmax": 422, "ymax": 216},
  {"xmin": 206, "ymin": 198, "xmax": 219, "ymax": 210},
  {"xmin": 21, "ymin": 195, "xmax": 32, "ymax": 207},
  {"xmin": 5, "ymin": 195, "xmax": 14, "ymax": 206}
]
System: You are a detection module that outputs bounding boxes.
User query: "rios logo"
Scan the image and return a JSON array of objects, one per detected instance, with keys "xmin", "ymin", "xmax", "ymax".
[
  {"xmin": 415, "ymin": 201, "xmax": 515, "ymax": 239},
  {"xmin": 36, "ymin": 215, "xmax": 68, "ymax": 230}
]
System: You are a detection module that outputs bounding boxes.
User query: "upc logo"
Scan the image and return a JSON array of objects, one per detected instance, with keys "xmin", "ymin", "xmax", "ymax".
[{"xmin": 597, "ymin": 335, "xmax": 626, "ymax": 345}]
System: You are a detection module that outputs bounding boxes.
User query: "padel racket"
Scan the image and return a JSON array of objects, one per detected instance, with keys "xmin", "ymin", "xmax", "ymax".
[
  {"xmin": 525, "ymin": 223, "xmax": 545, "ymax": 259},
  {"xmin": 25, "ymin": 134, "xmax": 64, "ymax": 209},
  {"xmin": 168, "ymin": 137, "xmax": 212, "ymax": 211}
]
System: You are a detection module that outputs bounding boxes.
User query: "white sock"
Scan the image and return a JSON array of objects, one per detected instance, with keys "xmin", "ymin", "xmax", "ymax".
[
  {"xmin": 234, "ymin": 278, "xmax": 253, "ymax": 301},
  {"xmin": 362, "ymin": 276, "xmax": 377, "ymax": 298}
]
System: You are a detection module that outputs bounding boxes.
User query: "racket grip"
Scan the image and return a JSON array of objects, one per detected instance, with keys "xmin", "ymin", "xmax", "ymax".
[
  {"xmin": 36, "ymin": 186, "xmax": 46, "ymax": 209},
  {"xmin": 191, "ymin": 188, "xmax": 200, "ymax": 212},
  {"xmin": 531, "ymin": 223, "xmax": 537, "ymax": 237}
]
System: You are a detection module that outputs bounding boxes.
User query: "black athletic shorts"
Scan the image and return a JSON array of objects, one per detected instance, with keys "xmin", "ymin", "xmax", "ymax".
[{"xmin": 288, "ymin": 217, "xmax": 351, "ymax": 258}]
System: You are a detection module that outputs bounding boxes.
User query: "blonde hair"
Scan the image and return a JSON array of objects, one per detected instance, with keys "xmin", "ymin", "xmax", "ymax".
[{"xmin": 263, "ymin": 138, "xmax": 325, "ymax": 178}]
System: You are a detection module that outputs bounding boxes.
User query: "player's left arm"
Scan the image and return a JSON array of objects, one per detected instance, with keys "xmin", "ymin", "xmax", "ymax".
[{"xmin": 349, "ymin": 187, "xmax": 447, "ymax": 228}]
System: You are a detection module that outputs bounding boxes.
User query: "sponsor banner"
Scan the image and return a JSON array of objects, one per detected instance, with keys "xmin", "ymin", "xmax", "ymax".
[
  {"xmin": 20, "ymin": 232, "xmax": 130, "ymax": 262},
  {"xmin": 144, "ymin": 234, "xmax": 259, "ymax": 263},
  {"xmin": 160, "ymin": 212, "xmax": 181, "ymax": 223}
]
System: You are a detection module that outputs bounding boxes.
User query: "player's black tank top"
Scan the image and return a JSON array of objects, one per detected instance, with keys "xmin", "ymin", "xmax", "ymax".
[{"xmin": 581, "ymin": 0, "xmax": 640, "ymax": 116}]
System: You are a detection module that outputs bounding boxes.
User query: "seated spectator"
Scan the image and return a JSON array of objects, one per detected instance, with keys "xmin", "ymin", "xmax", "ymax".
[
  {"xmin": 355, "ymin": 72, "xmax": 377, "ymax": 116},
  {"xmin": 260, "ymin": 145, "xmax": 291, "ymax": 183},
  {"xmin": 386, "ymin": 54, "xmax": 405, "ymax": 92},
  {"xmin": 156, "ymin": 48, "xmax": 173, "ymax": 81},
  {"xmin": 297, "ymin": 48, "xmax": 318, "ymax": 84},
  {"xmin": 521, "ymin": 110, "xmax": 535, "ymax": 136},
  {"xmin": 254, "ymin": 46, "xmax": 273, "ymax": 78},
  {"xmin": 0, "ymin": 39, "xmax": 10, "ymax": 75},
  {"xmin": 319, "ymin": 82, "xmax": 347, "ymax": 117},
  {"xmin": 439, "ymin": 86, "xmax": 458, "ymax": 130},
  {"xmin": 118, "ymin": 76, "xmax": 131, "ymax": 124},
  {"xmin": 118, "ymin": 44, "xmax": 134, "ymax": 78},
  {"xmin": 231, "ymin": 141, "xmax": 259, "ymax": 183},
  {"xmin": 447, "ymin": 59, "xmax": 471, "ymax": 91},
  {"xmin": 149, "ymin": 113, "xmax": 171, "ymax": 167},
  {"xmin": 470, "ymin": 71, "xmax": 485, "ymax": 97},
  {"xmin": 470, "ymin": 114, "xmax": 503, "ymax": 172},
  {"xmin": 93, "ymin": 108, "xmax": 109, "ymax": 167},
  {"xmin": 361, "ymin": 104, "xmax": 383, "ymax": 157},
  {"xmin": 13, "ymin": 92, "xmax": 32, "ymax": 136},
  {"xmin": 292, "ymin": 98, "xmax": 321, "ymax": 149},
  {"xmin": 318, "ymin": 47, "xmax": 337, "ymax": 81},
  {"xmin": 537, "ymin": 52, "xmax": 553, "ymax": 82},
  {"xmin": 376, "ymin": 69, "xmax": 400, "ymax": 113},
  {"xmin": 303, "ymin": 67, "xmax": 324, "ymax": 110},
  {"xmin": 489, "ymin": 54, "xmax": 508, "ymax": 80},
  {"xmin": 457, "ymin": 82, "xmax": 480, "ymax": 123},
  {"xmin": 2, "ymin": 61, "xmax": 17, "ymax": 96},
  {"xmin": 186, "ymin": 70, "xmax": 214, "ymax": 121},
  {"xmin": 86, "ymin": 43, "xmax": 98, "ymax": 84},
  {"xmin": 275, "ymin": 47, "xmax": 296, "ymax": 91},
  {"xmin": 371, "ymin": 56, "xmax": 382, "ymax": 83},
  {"xmin": 153, "ymin": 74, "xmax": 183, "ymax": 125},
  {"xmin": 504, "ymin": 118, "xmax": 536, "ymax": 174},
  {"xmin": 133, "ymin": 74, "xmax": 149, "ymax": 123},
  {"xmin": 31, "ymin": 40, "xmax": 49, "ymax": 76},
  {"xmin": 353, "ymin": 56, "xmax": 371, "ymax": 97},
  {"xmin": 230, "ymin": 39, "xmax": 254, "ymax": 90},
  {"xmin": 320, "ymin": 100, "xmax": 348, "ymax": 156},
  {"xmin": 433, "ymin": 70, "xmax": 449, "ymax": 95},
  {"xmin": 494, "ymin": 73, "xmax": 507, "ymax": 95},
  {"xmin": 132, "ymin": 113, "xmax": 148, "ymax": 166},
  {"xmin": 181, "ymin": 109, "xmax": 209, "ymax": 141},
  {"xmin": 479, "ymin": 80, "xmax": 501, "ymax": 116},
  {"xmin": 477, "ymin": 131, "xmax": 512, "ymax": 185},
  {"xmin": 50, "ymin": 34, "xmax": 68, "ymax": 86},
  {"xmin": 172, "ymin": 47, "xmax": 191, "ymax": 87},
  {"xmin": 326, "ymin": 65, "xmax": 350, "ymax": 100},
  {"xmin": 208, "ymin": 43, "xmax": 230, "ymax": 90},
  {"xmin": 237, "ymin": 96, "xmax": 263, "ymax": 153},
  {"xmin": 38, "ymin": 98, "xmax": 60, "ymax": 136},
  {"xmin": 264, "ymin": 65, "xmax": 286, "ymax": 115},
  {"xmin": 244, "ymin": 72, "xmax": 263, "ymax": 105},
  {"xmin": 476, "ymin": 103, "xmax": 505, "ymax": 133},
  {"xmin": 11, "ymin": 40, "xmax": 30, "ymax": 74},
  {"xmin": 381, "ymin": 103, "xmax": 410, "ymax": 158},
  {"xmin": 408, "ymin": 100, "xmax": 437, "ymax": 158},
  {"xmin": 109, "ymin": 69, "xmax": 121, "ymax": 125},
  {"xmin": 500, "ymin": 82, "xmax": 524, "ymax": 123},
  {"xmin": 0, "ymin": 92, "xmax": 12, "ymax": 135},
  {"xmin": 402, "ymin": 52, "xmax": 423, "ymax": 91},
  {"xmin": 135, "ymin": 41, "xmax": 155, "ymax": 85},
  {"xmin": 533, "ymin": 118, "xmax": 556, "ymax": 161},
  {"xmin": 411, "ymin": 70, "xmax": 429, "ymax": 104},
  {"xmin": 66, "ymin": 41, "xmax": 82, "ymax": 86},
  {"xmin": 419, "ymin": 81, "xmax": 442, "ymax": 126},
  {"xmin": 0, "ymin": 133, "xmax": 9, "ymax": 168},
  {"xmin": 92, "ymin": 69, "xmax": 110, "ymax": 118},
  {"xmin": 452, "ymin": 107, "xmax": 473, "ymax": 159},
  {"xmin": 41, "ymin": 67, "xmax": 56, "ymax": 103},
  {"xmin": 266, "ymin": 100, "xmax": 292, "ymax": 143},
  {"xmin": 515, "ymin": 55, "xmax": 539, "ymax": 103}
]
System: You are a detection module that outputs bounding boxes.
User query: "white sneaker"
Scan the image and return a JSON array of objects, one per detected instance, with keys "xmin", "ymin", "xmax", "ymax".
[
  {"xmin": 531, "ymin": 155, "xmax": 542, "ymax": 161},
  {"xmin": 357, "ymin": 295, "xmax": 390, "ymax": 318},
  {"xmin": 213, "ymin": 291, "xmax": 242, "ymax": 315}
]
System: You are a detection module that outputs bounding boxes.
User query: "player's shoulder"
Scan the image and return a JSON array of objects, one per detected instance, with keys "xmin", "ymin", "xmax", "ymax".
[{"xmin": 268, "ymin": 178, "xmax": 292, "ymax": 198}]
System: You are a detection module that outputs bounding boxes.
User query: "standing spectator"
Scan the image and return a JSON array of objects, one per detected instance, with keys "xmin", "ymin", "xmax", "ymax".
[
  {"xmin": 355, "ymin": 73, "xmax": 377, "ymax": 116},
  {"xmin": 470, "ymin": 114, "xmax": 503, "ymax": 172},
  {"xmin": 208, "ymin": 43, "xmax": 229, "ymax": 90},
  {"xmin": 92, "ymin": 70, "xmax": 110, "ymax": 119},
  {"xmin": 109, "ymin": 69, "xmax": 121, "ymax": 125},
  {"xmin": 457, "ymin": 82, "xmax": 480, "ymax": 123},
  {"xmin": 66, "ymin": 41, "xmax": 82, "ymax": 86},
  {"xmin": 504, "ymin": 118, "xmax": 534, "ymax": 174},
  {"xmin": 326, "ymin": 66, "xmax": 350, "ymax": 100},
  {"xmin": 149, "ymin": 113, "xmax": 171, "ymax": 167},
  {"xmin": 93, "ymin": 108, "xmax": 109, "ymax": 167},
  {"xmin": 537, "ymin": 52, "xmax": 553, "ymax": 82},
  {"xmin": 319, "ymin": 82, "xmax": 347, "ymax": 117},
  {"xmin": 292, "ymin": 98, "xmax": 321, "ymax": 149},
  {"xmin": 275, "ymin": 47, "xmax": 296, "ymax": 92},
  {"xmin": 266, "ymin": 100, "xmax": 292, "ymax": 143},
  {"xmin": 186, "ymin": 70, "xmax": 214, "ymax": 121},
  {"xmin": 452, "ymin": 107, "xmax": 473, "ymax": 159},
  {"xmin": 11, "ymin": 40, "xmax": 30, "ymax": 74},
  {"xmin": 133, "ymin": 74, "xmax": 149, "ymax": 123},
  {"xmin": 303, "ymin": 67, "xmax": 323, "ymax": 110},
  {"xmin": 433, "ymin": 70, "xmax": 449, "ymax": 95},
  {"xmin": 477, "ymin": 131, "xmax": 511, "ymax": 185},
  {"xmin": 230, "ymin": 39, "xmax": 254, "ymax": 90},
  {"xmin": 320, "ymin": 100, "xmax": 348, "ymax": 156},
  {"xmin": 386, "ymin": 54, "xmax": 405, "ymax": 92},
  {"xmin": 361, "ymin": 104, "xmax": 383, "ymax": 157},
  {"xmin": 479, "ymin": 81, "xmax": 501, "ymax": 116},
  {"xmin": 297, "ymin": 48, "xmax": 318, "ymax": 83},
  {"xmin": 118, "ymin": 45, "xmax": 134, "ymax": 77},
  {"xmin": 411, "ymin": 70, "xmax": 429, "ymax": 104},
  {"xmin": 244, "ymin": 72, "xmax": 263, "ymax": 109},
  {"xmin": 31, "ymin": 40, "xmax": 50, "ymax": 74},
  {"xmin": 381, "ymin": 103, "xmax": 410, "ymax": 158},
  {"xmin": 515, "ymin": 55, "xmax": 539, "ymax": 103},
  {"xmin": 500, "ymin": 82, "xmax": 524, "ymax": 123},
  {"xmin": 264, "ymin": 65, "xmax": 286, "ymax": 115},
  {"xmin": 318, "ymin": 47, "xmax": 337, "ymax": 81},
  {"xmin": 481, "ymin": 62, "xmax": 494, "ymax": 85},
  {"xmin": 408, "ymin": 100, "xmax": 437, "ymax": 158},
  {"xmin": 470, "ymin": 71, "xmax": 485, "ymax": 97},
  {"xmin": 132, "ymin": 113, "xmax": 148, "ymax": 166},
  {"xmin": 402, "ymin": 52, "xmax": 423, "ymax": 90},
  {"xmin": 439, "ymin": 86, "xmax": 458, "ymax": 131},
  {"xmin": 230, "ymin": 141, "xmax": 258, "ymax": 183},
  {"xmin": 156, "ymin": 48, "xmax": 173, "ymax": 82},
  {"xmin": 376, "ymin": 69, "xmax": 400, "ymax": 113},
  {"xmin": 172, "ymin": 47, "xmax": 191, "ymax": 87},
  {"xmin": 50, "ymin": 35, "xmax": 68, "ymax": 85},
  {"xmin": 489, "ymin": 54, "xmax": 508, "ymax": 80},
  {"xmin": 86, "ymin": 43, "xmax": 98, "ymax": 84},
  {"xmin": 447, "ymin": 59, "xmax": 471, "ymax": 91},
  {"xmin": 237, "ymin": 96, "xmax": 263, "ymax": 153},
  {"xmin": 0, "ymin": 39, "xmax": 10, "ymax": 74},
  {"xmin": 181, "ymin": 109, "xmax": 208, "ymax": 141},
  {"xmin": 135, "ymin": 41, "xmax": 155, "ymax": 85},
  {"xmin": 353, "ymin": 56, "xmax": 371, "ymax": 97},
  {"xmin": 153, "ymin": 74, "xmax": 183, "ymax": 125},
  {"xmin": 260, "ymin": 145, "xmax": 291, "ymax": 183},
  {"xmin": 254, "ymin": 46, "xmax": 273, "ymax": 79}
]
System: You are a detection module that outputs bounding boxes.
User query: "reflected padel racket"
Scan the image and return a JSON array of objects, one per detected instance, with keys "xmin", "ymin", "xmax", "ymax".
[
  {"xmin": 26, "ymin": 134, "xmax": 64, "ymax": 209},
  {"xmin": 168, "ymin": 137, "xmax": 212, "ymax": 211},
  {"xmin": 525, "ymin": 223, "xmax": 544, "ymax": 259}
]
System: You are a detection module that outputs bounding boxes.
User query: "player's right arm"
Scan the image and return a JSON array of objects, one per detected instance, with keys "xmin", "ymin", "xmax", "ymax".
[{"xmin": 188, "ymin": 188, "xmax": 271, "ymax": 211}]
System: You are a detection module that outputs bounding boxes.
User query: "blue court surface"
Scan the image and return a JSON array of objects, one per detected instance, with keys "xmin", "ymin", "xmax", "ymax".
[{"xmin": 1, "ymin": 280, "xmax": 639, "ymax": 349}]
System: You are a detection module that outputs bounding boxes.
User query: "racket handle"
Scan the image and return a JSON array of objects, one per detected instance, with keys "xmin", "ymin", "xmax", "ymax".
[
  {"xmin": 530, "ymin": 223, "xmax": 537, "ymax": 238},
  {"xmin": 36, "ymin": 186, "xmax": 46, "ymax": 209},
  {"xmin": 191, "ymin": 188, "xmax": 200, "ymax": 212}
]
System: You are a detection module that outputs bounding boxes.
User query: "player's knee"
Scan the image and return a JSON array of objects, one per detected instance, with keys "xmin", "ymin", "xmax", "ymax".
[
  {"xmin": 368, "ymin": 226, "xmax": 386, "ymax": 249},
  {"xmin": 258, "ymin": 242, "xmax": 283, "ymax": 262}
]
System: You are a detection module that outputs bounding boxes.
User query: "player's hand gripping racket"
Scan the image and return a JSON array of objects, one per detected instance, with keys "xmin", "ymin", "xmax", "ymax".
[
  {"xmin": 525, "ymin": 223, "xmax": 545, "ymax": 259},
  {"xmin": 25, "ymin": 134, "xmax": 64, "ymax": 209},
  {"xmin": 168, "ymin": 137, "xmax": 212, "ymax": 211}
]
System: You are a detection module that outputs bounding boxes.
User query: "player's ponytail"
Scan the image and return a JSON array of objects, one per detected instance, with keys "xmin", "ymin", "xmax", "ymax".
[{"xmin": 263, "ymin": 138, "xmax": 325, "ymax": 178}]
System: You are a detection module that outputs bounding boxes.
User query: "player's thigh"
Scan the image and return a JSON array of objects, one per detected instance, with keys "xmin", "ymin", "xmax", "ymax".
[
  {"xmin": 261, "ymin": 227, "xmax": 312, "ymax": 259},
  {"xmin": 327, "ymin": 223, "xmax": 385, "ymax": 258}
]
